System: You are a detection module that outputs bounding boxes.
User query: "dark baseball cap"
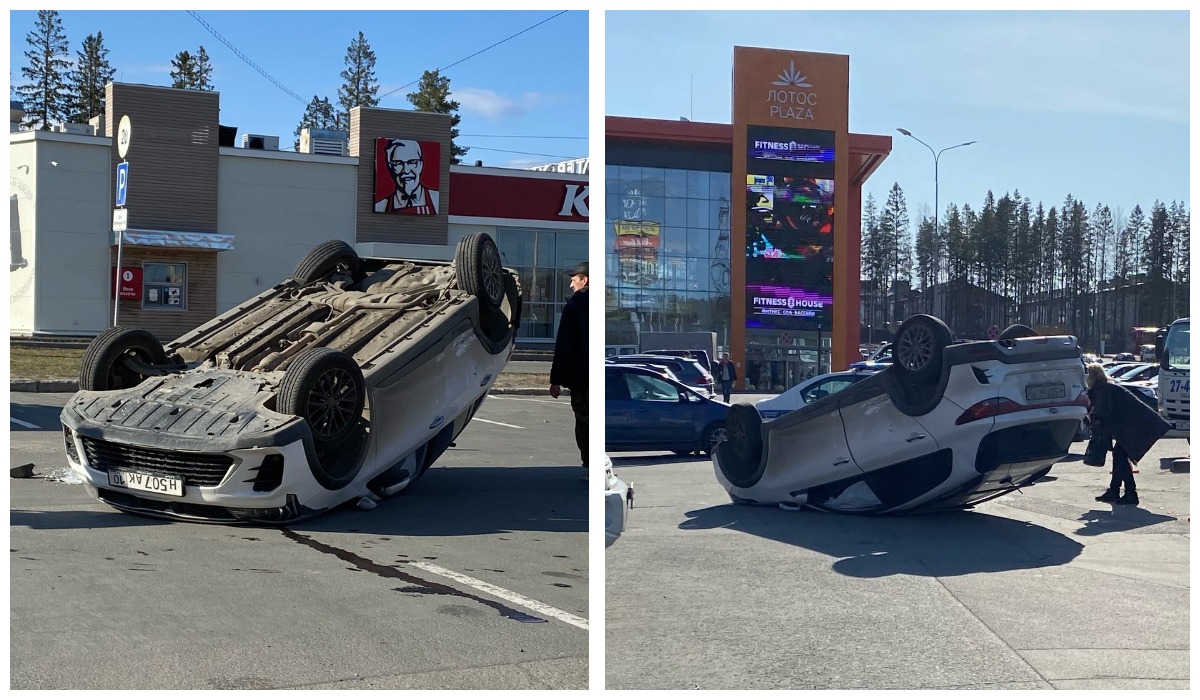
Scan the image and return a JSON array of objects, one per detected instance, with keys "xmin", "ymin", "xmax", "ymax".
[{"xmin": 570, "ymin": 262, "xmax": 589, "ymax": 278}]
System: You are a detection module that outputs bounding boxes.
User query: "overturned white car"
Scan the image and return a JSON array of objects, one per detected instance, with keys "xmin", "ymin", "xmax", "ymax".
[
  {"xmin": 715, "ymin": 315, "xmax": 1088, "ymax": 514},
  {"xmin": 60, "ymin": 233, "xmax": 521, "ymax": 524}
]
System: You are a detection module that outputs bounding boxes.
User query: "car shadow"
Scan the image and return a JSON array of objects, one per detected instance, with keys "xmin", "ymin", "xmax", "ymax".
[
  {"xmin": 295, "ymin": 465, "xmax": 588, "ymax": 537},
  {"xmin": 678, "ymin": 504, "xmax": 1084, "ymax": 579},
  {"xmin": 609, "ymin": 454, "xmax": 710, "ymax": 468},
  {"xmin": 11, "ymin": 466, "xmax": 586, "ymax": 536}
]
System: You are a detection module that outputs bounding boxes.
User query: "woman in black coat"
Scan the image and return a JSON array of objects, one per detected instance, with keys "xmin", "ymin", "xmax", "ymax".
[{"xmin": 1085, "ymin": 363, "xmax": 1172, "ymax": 505}]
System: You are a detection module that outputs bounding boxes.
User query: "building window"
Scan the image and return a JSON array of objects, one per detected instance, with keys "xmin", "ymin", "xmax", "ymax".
[
  {"xmin": 142, "ymin": 262, "xmax": 187, "ymax": 311},
  {"xmin": 496, "ymin": 228, "xmax": 587, "ymax": 341}
]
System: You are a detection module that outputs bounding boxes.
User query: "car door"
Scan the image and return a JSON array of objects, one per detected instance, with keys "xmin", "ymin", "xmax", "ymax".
[
  {"xmin": 758, "ymin": 399, "xmax": 860, "ymax": 494},
  {"xmin": 621, "ymin": 370, "xmax": 692, "ymax": 447},
  {"xmin": 604, "ymin": 368, "xmax": 634, "ymax": 449},
  {"xmin": 839, "ymin": 384, "xmax": 941, "ymax": 476}
]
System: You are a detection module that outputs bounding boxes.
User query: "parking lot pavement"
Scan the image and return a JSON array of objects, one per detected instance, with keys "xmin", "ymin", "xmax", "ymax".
[
  {"xmin": 10, "ymin": 392, "xmax": 587, "ymax": 690},
  {"xmin": 607, "ymin": 436, "xmax": 1190, "ymax": 690}
]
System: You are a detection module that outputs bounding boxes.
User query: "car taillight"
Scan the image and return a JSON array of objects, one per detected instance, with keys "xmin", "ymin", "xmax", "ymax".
[{"xmin": 955, "ymin": 391, "xmax": 1089, "ymax": 425}]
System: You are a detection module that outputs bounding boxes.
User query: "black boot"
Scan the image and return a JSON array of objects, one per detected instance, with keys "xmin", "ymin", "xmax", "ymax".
[
  {"xmin": 1116, "ymin": 490, "xmax": 1139, "ymax": 505},
  {"xmin": 1095, "ymin": 488, "xmax": 1120, "ymax": 502}
]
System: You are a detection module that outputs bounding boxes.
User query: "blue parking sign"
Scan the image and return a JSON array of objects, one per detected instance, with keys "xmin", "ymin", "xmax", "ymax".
[{"xmin": 116, "ymin": 162, "xmax": 129, "ymax": 206}]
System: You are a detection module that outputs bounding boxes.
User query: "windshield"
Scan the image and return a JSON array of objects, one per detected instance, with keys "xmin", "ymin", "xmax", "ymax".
[{"xmin": 1163, "ymin": 320, "xmax": 1190, "ymax": 371}]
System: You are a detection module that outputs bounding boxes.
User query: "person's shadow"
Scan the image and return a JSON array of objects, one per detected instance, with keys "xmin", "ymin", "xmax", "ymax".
[{"xmin": 1074, "ymin": 506, "xmax": 1179, "ymax": 536}]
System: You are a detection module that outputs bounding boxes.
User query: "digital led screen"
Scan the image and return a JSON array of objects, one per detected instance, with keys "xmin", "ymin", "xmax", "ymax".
[{"xmin": 745, "ymin": 126, "xmax": 835, "ymax": 330}]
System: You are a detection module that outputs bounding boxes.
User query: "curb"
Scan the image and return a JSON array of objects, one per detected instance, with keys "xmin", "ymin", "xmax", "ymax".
[{"xmin": 12, "ymin": 379, "xmax": 559, "ymax": 397}]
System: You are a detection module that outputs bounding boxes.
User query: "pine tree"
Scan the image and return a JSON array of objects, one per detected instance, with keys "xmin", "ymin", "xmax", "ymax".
[
  {"xmin": 194, "ymin": 45, "xmax": 214, "ymax": 91},
  {"xmin": 879, "ymin": 183, "xmax": 911, "ymax": 323},
  {"xmin": 170, "ymin": 50, "xmax": 197, "ymax": 89},
  {"xmin": 337, "ymin": 31, "xmax": 379, "ymax": 131},
  {"xmin": 16, "ymin": 9, "xmax": 74, "ymax": 131},
  {"xmin": 407, "ymin": 69, "xmax": 469, "ymax": 164},
  {"xmin": 293, "ymin": 95, "xmax": 340, "ymax": 151},
  {"xmin": 68, "ymin": 31, "xmax": 115, "ymax": 124},
  {"xmin": 860, "ymin": 193, "xmax": 885, "ymax": 340}
]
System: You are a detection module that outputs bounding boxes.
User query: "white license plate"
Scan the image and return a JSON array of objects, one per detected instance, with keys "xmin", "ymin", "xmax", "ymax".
[
  {"xmin": 108, "ymin": 470, "xmax": 184, "ymax": 496},
  {"xmin": 1025, "ymin": 382, "xmax": 1066, "ymax": 401}
]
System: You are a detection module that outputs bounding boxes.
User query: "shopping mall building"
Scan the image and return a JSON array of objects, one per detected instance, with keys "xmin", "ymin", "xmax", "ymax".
[
  {"xmin": 9, "ymin": 82, "xmax": 588, "ymax": 349},
  {"xmin": 606, "ymin": 46, "xmax": 892, "ymax": 391}
]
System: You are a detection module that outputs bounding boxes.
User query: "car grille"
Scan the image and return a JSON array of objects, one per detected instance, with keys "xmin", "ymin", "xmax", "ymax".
[{"xmin": 80, "ymin": 436, "xmax": 235, "ymax": 487}]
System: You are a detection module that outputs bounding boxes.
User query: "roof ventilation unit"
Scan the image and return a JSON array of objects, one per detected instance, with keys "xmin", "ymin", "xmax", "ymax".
[
  {"xmin": 242, "ymin": 134, "xmax": 279, "ymax": 151},
  {"xmin": 300, "ymin": 128, "xmax": 349, "ymax": 156}
]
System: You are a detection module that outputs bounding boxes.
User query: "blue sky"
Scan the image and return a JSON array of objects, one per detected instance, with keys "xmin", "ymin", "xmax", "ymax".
[
  {"xmin": 8, "ymin": 9, "xmax": 588, "ymax": 168},
  {"xmin": 606, "ymin": 10, "xmax": 1190, "ymax": 222}
]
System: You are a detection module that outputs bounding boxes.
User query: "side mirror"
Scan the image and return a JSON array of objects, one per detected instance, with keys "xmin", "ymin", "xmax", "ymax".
[{"xmin": 1155, "ymin": 329, "xmax": 1167, "ymax": 369}]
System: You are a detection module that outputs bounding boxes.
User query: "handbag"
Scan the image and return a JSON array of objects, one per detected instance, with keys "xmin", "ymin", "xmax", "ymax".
[{"xmin": 1083, "ymin": 436, "xmax": 1108, "ymax": 466}]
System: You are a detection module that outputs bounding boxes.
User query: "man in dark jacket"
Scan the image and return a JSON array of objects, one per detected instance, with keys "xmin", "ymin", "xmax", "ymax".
[
  {"xmin": 716, "ymin": 352, "xmax": 738, "ymax": 403},
  {"xmin": 550, "ymin": 262, "xmax": 589, "ymax": 471}
]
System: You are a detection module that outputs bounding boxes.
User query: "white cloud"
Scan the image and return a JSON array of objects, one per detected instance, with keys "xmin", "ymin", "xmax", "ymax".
[{"xmin": 453, "ymin": 87, "xmax": 552, "ymax": 121}]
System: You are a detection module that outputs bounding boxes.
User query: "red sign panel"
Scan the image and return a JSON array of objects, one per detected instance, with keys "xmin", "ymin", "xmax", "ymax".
[
  {"xmin": 112, "ymin": 266, "xmax": 143, "ymax": 300},
  {"xmin": 449, "ymin": 172, "xmax": 588, "ymax": 222},
  {"xmin": 373, "ymin": 137, "xmax": 441, "ymax": 216}
]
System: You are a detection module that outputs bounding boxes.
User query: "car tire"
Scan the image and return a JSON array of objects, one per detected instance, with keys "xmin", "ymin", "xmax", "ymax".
[
  {"xmin": 292, "ymin": 240, "xmax": 360, "ymax": 284},
  {"xmin": 700, "ymin": 423, "xmax": 727, "ymax": 456},
  {"xmin": 998, "ymin": 323, "xmax": 1038, "ymax": 340},
  {"xmin": 455, "ymin": 232, "xmax": 506, "ymax": 310},
  {"xmin": 79, "ymin": 327, "xmax": 169, "ymax": 391},
  {"xmin": 277, "ymin": 347, "xmax": 366, "ymax": 448},
  {"xmin": 893, "ymin": 314, "xmax": 952, "ymax": 385},
  {"xmin": 717, "ymin": 403, "xmax": 765, "ymax": 488}
]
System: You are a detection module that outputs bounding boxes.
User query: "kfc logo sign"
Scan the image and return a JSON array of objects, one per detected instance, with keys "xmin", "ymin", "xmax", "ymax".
[{"xmin": 559, "ymin": 185, "xmax": 589, "ymax": 217}]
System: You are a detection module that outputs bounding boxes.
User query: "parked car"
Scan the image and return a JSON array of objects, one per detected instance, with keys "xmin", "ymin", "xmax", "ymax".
[
  {"xmin": 605, "ymin": 454, "xmax": 633, "ymax": 547},
  {"xmin": 605, "ymin": 344, "xmax": 640, "ymax": 358},
  {"xmin": 605, "ymin": 364, "xmax": 729, "ymax": 456},
  {"xmin": 1113, "ymin": 352, "xmax": 1137, "ymax": 361},
  {"xmin": 714, "ymin": 315, "xmax": 1088, "ymax": 514},
  {"xmin": 642, "ymin": 349, "xmax": 713, "ymax": 373},
  {"xmin": 849, "ymin": 342, "xmax": 894, "ymax": 371},
  {"xmin": 755, "ymin": 369, "xmax": 876, "ymax": 420},
  {"xmin": 60, "ymin": 234, "xmax": 522, "ymax": 524},
  {"xmin": 1112, "ymin": 364, "xmax": 1158, "ymax": 384},
  {"xmin": 1103, "ymin": 362, "xmax": 1145, "ymax": 377},
  {"xmin": 1139, "ymin": 344, "xmax": 1157, "ymax": 362},
  {"xmin": 606, "ymin": 354, "xmax": 714, "ymax": 398},
  {"xmin": 612, "ymin": 361, "xmax": 681, "ymax": 383}
]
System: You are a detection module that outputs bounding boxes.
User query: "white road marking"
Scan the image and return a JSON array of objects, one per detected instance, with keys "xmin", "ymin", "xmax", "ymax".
[
  {"xmin": 10, "ymin": 416, "xmax": 40, "ymax": 429},
  {"xmin": 473, "ymin": 418, "xmax": 524, "ymax": 429},
  {"xmin": 410, "ymin": 561, "xmax": 588, "ymax": 630},
  {"xmin": 489, "ymin": 396, "xmax": 563, "ymax": 405}
]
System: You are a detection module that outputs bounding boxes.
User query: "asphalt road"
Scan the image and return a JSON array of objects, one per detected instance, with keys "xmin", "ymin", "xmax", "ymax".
[
  {"xmin": 607, "ymin": 424, "xmax": 1190, "ymax": 690},
  {"xmin": 10, "ymin": 392, "xmax": 588, "ymax": 690}
]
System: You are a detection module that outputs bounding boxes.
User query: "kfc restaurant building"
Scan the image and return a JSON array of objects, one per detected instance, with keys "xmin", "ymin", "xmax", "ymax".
[{"xmin": 8, "ymin": 82, "xmax": 587, "ymax": 348}]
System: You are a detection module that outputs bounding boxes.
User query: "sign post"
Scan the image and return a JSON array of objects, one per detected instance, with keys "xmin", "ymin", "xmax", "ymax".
[{"xmin": 113, "ymin": 115, "xmax": 131, "ymax": 326}]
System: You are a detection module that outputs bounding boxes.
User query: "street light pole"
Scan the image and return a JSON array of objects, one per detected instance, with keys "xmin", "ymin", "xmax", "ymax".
[{"xmin": 897, "ymin": 129, "xmax": 976, "ymax": 315}]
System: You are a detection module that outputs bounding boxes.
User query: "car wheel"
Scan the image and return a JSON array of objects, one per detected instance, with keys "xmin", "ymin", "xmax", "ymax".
[
  {"xmin": 700, "ymin": 423, "xmax": 727, "ymax": 456},
  {"xmin": 291, "ymin": 240, "xmax": 360, "ymax": 284},
  {"xmin": 455, "ymin": 232, "xmax": 506, "ymax": 310},
  {"xmin": 277, "ymin": 347, "xmax": 365, "ymax": 448},
  {"xmin": 717, "ymin": 404, "xmax": 765, "ymax": 488},
  {"xmin": 998, "ymin": 323, "xmax": 1038, "ymax": 340},
  {"xmin": 893, "ymin": 314, "xmax": 952, "ymax": 385},
  {"xmin": 79, "ymin": 327, "xmax": 168, "ymax": 391}
]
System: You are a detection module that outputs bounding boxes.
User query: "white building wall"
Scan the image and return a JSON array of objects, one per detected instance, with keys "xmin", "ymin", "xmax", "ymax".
[
  {"xmin": 9, "ymin": 137, "xmax": 38, "ymax": 334},
  {"xmin": 11, "ymin": 133, "xmax": 113, "ymax": 335},
  {"xmin": 216, "ymin": 149, "xmax": 358, "ymax": 312}
]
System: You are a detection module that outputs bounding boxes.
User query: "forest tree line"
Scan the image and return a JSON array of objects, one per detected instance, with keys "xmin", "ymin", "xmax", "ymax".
[
  {"xmin": 13, "ymin": 10, "xmax": 468, "ymax": 162},
  {"xmin": 860, "ymin": 182, "xmax": 1190, "ymax": 348}
]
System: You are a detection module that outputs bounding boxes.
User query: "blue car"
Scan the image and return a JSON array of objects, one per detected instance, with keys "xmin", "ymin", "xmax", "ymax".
[{"xmin": 605, "ymin": 364, "xmax": 730, "ymax": 456}]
